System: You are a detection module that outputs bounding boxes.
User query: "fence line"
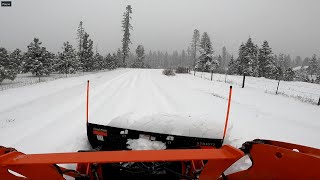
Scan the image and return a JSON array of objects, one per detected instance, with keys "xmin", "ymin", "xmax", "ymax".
[
  {"xmin": 191, "ymin": 71, "xmax": 320, "ymax": 105},
  {"xmin": 0, "ymin": 70, "xmax": 108, "ymax": 91}
]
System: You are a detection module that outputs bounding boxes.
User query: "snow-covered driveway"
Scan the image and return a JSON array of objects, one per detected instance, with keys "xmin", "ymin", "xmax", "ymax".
[{"xmin": 0, "ymin": 69, "xmax": 319, "ymax": 154}]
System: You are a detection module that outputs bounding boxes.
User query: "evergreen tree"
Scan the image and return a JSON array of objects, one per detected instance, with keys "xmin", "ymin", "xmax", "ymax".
[
  {"xmin": 186, "ymin": 47, "xmax": 193, "ymax": 67},
  {"xmin": 227, "ymin": 56, "xmax": 238, "ymax": 75},
  {"xmin": 217, "ymin": 55, "xmax": 223, "ymax": 71},
  {"xmin": 121, "ymin": 5, "xmax": 133, "ymax": 67},
  {"xmin": 181, "ymin": 50, "xmax": 186, "ymax": 67},
  {"xmin": 284, "ymin": 54, "xmax": 292, "ymax": 69},
  {"xmin": 163, "ymin": 52, "xmax": 169, "ymax": 68},
  {"xmin": 190, "ymin": 29, "xmax": 200, "ymax": 68},
  {"xmin": 197, "ymin": 32, "xmax": 217, "ymax": 72},
  {"xmin": 79, "ymin": 33, "xmax": 94, "ymax": 71},
  {"xmin": 131, "ymin": 45, "xmax": 146, "ymax": 68},
  {"xmin": 44, "ymin": 51, "xmax": 55, "ymax": 74},
  {"xmin": 116, "ymin": 48, "xmax": 122, "ymax": 67},
  {"xmin": 277, "ymin": 53, "xmax": 286, "ymax": 71},
  {"xmin": 0, "ymin": 47, "xmax": 19, "ymax": 84},
  {"xmin": 237, "ymin": 38, "xmax": 259, "ymax": 76},
  {"xmin": 93, "ymin": 52, "xmax": 104, "ymax": 71},
  {"xmin": 302, "ymin": 57, "xmax": 310, "ymax": 67},
  {"xmin": 77, "ymin": 21, "xmax": 85, "ymax": 54},
  {"xmin": 258, "ymin": 41, "xmax": 275, "ymax": 78},
  {"xmin": 104, "ymin": 53, "xmax": 116, "ymax": 70},
  {"xmin": 24, "ymin": 38, "xmax": 52, "ymax": 76},
  {"xmin": 283, "ymin": 68, "xmax": 295, "ymax": 81},
  {"xmin": 307, "ymin": 54, "xmax": 318, "ymax": 76},
  {"xmin": 244, "ymin": 37, "xmax": 259, "ymax": 76},
  {"xmin": 237, "ymin": 43, "xmax": 246, "ymax": 75},
  {"xmin": 221, "ymin": 46, "xmax": 227, "ymax": 70},
  {"xmin": 57, "ymin": 41, "xmax": 79, "ymax": 75},
  {"xmin": 10, "ymin": 48, "xmax": 23, "ymax": 73},
  {"xmin": 294, "ymin": 56, "xmax": 302, "ymax": 67}
]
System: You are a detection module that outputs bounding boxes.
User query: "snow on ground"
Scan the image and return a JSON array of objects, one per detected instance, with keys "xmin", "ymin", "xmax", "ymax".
[
  {"xmin": 0, "ymin": 72, "xmax": 92, "ymax": 91},
  {"xmin": 0, "ymin": 68, "xmax": 319, "ymax": 157},
  {"xmin": 193, "ymin": 71, "xmax": 320, "ymax": 105}
]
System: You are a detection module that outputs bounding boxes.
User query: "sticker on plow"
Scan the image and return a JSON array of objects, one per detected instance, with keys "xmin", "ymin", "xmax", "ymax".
[{"xmin": 97, "ymin": 135, "xmax": 104, "ymax": 141}]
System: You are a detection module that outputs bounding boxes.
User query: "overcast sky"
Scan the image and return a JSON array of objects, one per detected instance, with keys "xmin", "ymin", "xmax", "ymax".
[{"xmin": 0, "ymin": 0, "xmax": 319, "ymax": 58}]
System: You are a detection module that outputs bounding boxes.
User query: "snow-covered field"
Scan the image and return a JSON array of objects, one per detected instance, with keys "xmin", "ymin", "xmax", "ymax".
[
  {"xmin": 194, "ymin": 71, "xmax": 320, "ymax": 105},
  {"xmin": 0, "ymin": 72, "xmax": 100, "ymax": 91},
  {"xmin": 0, "ymin": 68, "xmax": 319, "ymax": 157}
]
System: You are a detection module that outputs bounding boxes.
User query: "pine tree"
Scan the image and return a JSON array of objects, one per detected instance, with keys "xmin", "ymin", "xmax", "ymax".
[
  {"xmin": 221, "ymin": 46, "xmax": 227, "ymax": 70},
  {"xmin": 186, "ymin": 47, "xmax": 193, "ymax": 67},
  {"xmin": 283, "ymin": 68, "xmax": 295, "ymax": 81},
  {"xmin": 116, "ymin": 48, "xmax": 122, "ymax": 67},
  {"xmin": 217, "ymin": 55, "xmax": 223, "ymax": 71},
  {"xmin": 181, "ymin": 50, "xmax": 186, "ymax": 67},
  {"xmin": 302, "ymin": 57, "xmax": 310, "ymax": 67},
  {"xmin": 43, "ymin": 51, "xmax": 55, "ymax": 74},
  {"xmin": 258, "ymin": 41, "xmax": 274, "ymax": 78},
  {"xmin": 9, "ymin": 48, "xmax": 23, "ymax": 73},
  {"xmin": 307, "ymin": 54, "xmax": 318, "ymax": 76},
  {"xmin": 284, "ymin": 55, "xmax": 292, "ymax": 70},
  {"xmin": 107, "ymin": 53, "xmax": 118, "ymax": 69},
  {"xmin": 93, "ymin": 52, "xmax": 104, "ymax": 71},
  {"xmin": 77, "ymin": 21, "xmax": 85, "ymax": 54},
  {"xmin": 24, "ymin": 38, "xmax": 52, "ymax": 76},
  {"xmin": 79, "ymin": 33, "xmax": 94, "ymax": 71},
  {"xmin": 190, "ymin": 29, "xmax": 200, "ymax": 68},
  {"xmin": 237, "ymin": 43, "xmax": 246, "ymax": 75},
  {"xmin": 227, "ymin": 56, "xmax": 238, "ymax": 75},
  {"xmin": 131, "ymin": 45, "xmax": 145, "ymax": 68},
  {"xmin": 121, "ymin": 5, "xmax": 133, "ymax": 67},
  {"xmin": 294, "ymin": 56, "xmax": 302, "ymax": 67},
  {"xmin": 0, "ymin": 47, "xmax": 19, "ymax": 84},
  {"xmin": 57, "ymin": 41, "xmax": 79, "ymax": 75},
  {"xmin": 237, "ymin": 38, "xmax": 259, "ymax": 76},
  {"xmin": 245, "ymin": 37, "xmax": 258, "ymax": 76},
  {"xmin": 197, "ymin": 32, "xmax": 217, "ymax": 72},
  {"xmin": 277, "ymin": 53, "xmax": 286, "ymax": 71}
]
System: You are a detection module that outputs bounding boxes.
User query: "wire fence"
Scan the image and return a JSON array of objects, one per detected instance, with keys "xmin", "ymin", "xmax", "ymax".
[
  {"xmin": 192, "ymin": 71, "xmax": 320, "ymax": 106},
  {"xmin": 0, "ymin": 70, "xmax": 107, "ymax": 91}
]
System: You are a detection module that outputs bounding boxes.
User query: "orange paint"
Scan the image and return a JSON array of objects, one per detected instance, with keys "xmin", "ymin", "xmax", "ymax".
[
  {"xmin": 223, "ymin": 86, "xmax": 232, "ymax": 140},
  {"xmin": 1, "ymin": 140, "xmax": 319, "ymax": 180}
]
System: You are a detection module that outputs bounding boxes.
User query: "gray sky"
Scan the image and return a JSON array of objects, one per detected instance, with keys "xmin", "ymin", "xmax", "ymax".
[{"xmin": 0, "ymin": 0, "xmax": 319, "ymax": 58}]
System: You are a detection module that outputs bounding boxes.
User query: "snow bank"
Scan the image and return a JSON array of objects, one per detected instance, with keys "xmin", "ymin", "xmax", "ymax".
[{"xmin": 107, "ymin": 113, "xmax": 223, "ymax": 139}]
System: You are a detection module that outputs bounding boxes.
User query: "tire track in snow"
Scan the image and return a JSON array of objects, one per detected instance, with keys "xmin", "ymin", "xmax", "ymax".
[{"xmin": 0, "ymin": 70, "xmax": 132, "ymax": 151}]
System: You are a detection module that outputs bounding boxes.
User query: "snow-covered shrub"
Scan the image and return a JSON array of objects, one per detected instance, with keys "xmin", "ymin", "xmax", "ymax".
[
  {"xmin": 175, "ymin": 67, "xmax": 188, "ymax": 73},
  {"xmin": 162, "ymin": 69, "xmax": 175, "ymax": 76}
]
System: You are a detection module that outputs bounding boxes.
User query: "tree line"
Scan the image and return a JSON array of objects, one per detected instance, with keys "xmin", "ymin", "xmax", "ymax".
[
  {"xmin": 227, "ymin": 37, "xmax": 320, "ymax": 82},
  {"xmin": 0, "ymin": 5, "xmax": 139, "ymax": 84},
  {"xmin": 188, "ymin": 28, "xmax": 320, "ymax": 83},
  {"xmin": 1, "ymin": 4, "xmax": 320, "ymax": 84}
]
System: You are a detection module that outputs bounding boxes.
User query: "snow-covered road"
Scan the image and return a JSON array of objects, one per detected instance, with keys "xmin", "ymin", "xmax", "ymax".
[{"xmin": 0, "ymin": 69, "xmax": 319, "ymax": 155}]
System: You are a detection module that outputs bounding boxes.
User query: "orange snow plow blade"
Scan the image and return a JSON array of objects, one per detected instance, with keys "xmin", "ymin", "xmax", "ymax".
[{"xmin": 1, "ymin": 140, "xmax": 320, "ymax": 180}]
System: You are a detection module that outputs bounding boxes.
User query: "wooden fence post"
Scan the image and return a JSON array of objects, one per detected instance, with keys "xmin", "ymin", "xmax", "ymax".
[
  {"xmin": 276, "ymin": 80, "xmax": 280, "ymax": 94},
  {"xmin": 242, "ymin": 74, "xmax": 246, "ymax": 88}
]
